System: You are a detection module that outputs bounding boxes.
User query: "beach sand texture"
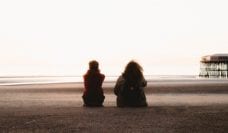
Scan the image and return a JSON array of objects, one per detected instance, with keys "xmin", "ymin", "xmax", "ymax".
[{"xmin": 0, "ymin": 79, "xmax": 227, "ymax": 132}]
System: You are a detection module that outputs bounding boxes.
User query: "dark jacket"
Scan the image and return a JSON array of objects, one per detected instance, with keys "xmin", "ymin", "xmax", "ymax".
[
  {"xmin": 114, "ymin": 75, "xmax": 148, "ymax": 107},
  {"xmin": 82, "ymin": 70, "xmax": 105, "ymax": 106}
]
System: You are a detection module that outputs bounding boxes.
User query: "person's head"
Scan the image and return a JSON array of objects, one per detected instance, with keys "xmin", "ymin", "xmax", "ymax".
[
  {"xmin": 123, "ymin": 60, "xmax": 143, "ymax": 83},
  {"xmin": 89, "ymin": 60, "xmax": 99, "ymax": 71}
]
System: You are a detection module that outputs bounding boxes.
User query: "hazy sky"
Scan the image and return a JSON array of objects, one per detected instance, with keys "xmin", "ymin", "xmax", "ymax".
[{"xmin": 0, "ymin": 0, "xmax": 228, "ymax": 76}]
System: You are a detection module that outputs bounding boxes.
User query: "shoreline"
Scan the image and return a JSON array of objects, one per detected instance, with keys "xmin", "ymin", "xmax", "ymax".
[
  {"xmin": 0, "ymin": 76, "xmax": 227, "ymax": 85},
  {"xmin": 0, "ymin": 79, "xmax": 228, "ymax": 94}
]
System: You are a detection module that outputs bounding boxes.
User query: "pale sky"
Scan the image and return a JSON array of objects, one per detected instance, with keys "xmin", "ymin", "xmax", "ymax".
[{"xmin": 0, "ymin": 0, "xmax": 228, "ymax": 76}]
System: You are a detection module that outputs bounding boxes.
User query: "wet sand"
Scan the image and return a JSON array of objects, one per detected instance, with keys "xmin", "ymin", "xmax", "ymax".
[
  {"xmin": 0, "ymin": 106, "xmax": 227, "ymax": 133},
  {"xmin": 0, "ymin": 80, "xmax": 228, "ymax": 132}
]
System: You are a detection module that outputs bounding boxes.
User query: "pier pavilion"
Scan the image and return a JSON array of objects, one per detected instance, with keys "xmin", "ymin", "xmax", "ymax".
[{"xmin": 199, "ymin": 54, "xmax": 228, "ymax": 78}]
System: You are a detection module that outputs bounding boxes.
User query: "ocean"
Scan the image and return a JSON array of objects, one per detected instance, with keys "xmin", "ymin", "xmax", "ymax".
[{"xmin": 0, "ymin": 75, "xmax": 226, "ymax": 86}]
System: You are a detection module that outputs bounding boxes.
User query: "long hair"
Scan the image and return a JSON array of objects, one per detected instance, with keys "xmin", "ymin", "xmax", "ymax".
[{"xmin": 122, "ymin": 61, "xmax": 144, "ymax": 86}]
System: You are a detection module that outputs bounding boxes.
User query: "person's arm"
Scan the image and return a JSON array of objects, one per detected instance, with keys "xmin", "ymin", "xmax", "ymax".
[
  {"xmin": 114, "ymin": 76, "xmax": 124, "ymax": 95},
  {"xmin": 83, "ymin": 75, "xmax": 88, "ymax": 95},
  {"xmin": 100, "ymin": 74, "xmax": 105, "ymax": 93}
]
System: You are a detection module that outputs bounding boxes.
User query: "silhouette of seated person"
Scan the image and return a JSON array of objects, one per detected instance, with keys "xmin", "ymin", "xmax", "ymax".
[
  {"xmin": 114, "ymin": 61, "xmax": 148, "ymax": 107},
  {"xmin": 82, "ymin": 60, "xmax": 105, "ymax": 107}
]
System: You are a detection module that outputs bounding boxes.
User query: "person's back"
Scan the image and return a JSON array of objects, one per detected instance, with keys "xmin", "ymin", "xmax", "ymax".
[
  {"xmin": 82, "ymin": 60, "xmax": 105, "ymax": 107},
  {"xmin": 114, "ymin": 61, "xmax": 148, "ymax": 107}
]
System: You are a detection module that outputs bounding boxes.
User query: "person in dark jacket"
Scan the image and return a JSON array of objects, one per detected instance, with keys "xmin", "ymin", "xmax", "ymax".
[
  {"xmin": 114, "ymin": 61, "xmax": 148, "ymax": 107},
  {"xmin": 82, "ymin": 60, "xmax": 105, "ymax": 107}
]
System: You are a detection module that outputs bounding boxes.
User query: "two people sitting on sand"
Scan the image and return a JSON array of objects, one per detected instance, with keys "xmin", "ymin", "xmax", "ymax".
[{"xmin": 82, "ymin": 60, "xmax": 148, "ymax": 107}]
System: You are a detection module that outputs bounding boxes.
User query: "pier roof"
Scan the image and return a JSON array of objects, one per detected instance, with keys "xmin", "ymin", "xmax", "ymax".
[{"xmin": 201, "ymin": 54, "xmax": 228, "ymax": 63}]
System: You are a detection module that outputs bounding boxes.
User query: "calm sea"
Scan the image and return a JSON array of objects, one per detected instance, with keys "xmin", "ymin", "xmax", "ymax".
[{"xmin": 0, "ymin": 75, "xmax": 199, "ymax": 85}]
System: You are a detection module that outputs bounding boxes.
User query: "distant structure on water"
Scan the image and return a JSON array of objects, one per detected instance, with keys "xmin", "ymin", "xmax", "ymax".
[{"xmin": 199, "ymin": 54, "xmax": 228, "ymax": 78}]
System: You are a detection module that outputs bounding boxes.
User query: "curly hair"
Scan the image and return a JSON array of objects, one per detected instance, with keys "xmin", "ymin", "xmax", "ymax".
[{"xmin": 122, "ymin": 61, "xmax": 144, "ymax": 86}]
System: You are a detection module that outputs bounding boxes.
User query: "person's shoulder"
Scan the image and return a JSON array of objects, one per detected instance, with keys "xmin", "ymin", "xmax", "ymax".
[
  {"xmin": 118, "ymin": 75, "xmax": 124, "ymax": 80},
  {"xmin": 100, "ymin": 73, "xmax": 105, "ymax": 77},
  {"xmin": 83, "ymin": 73, "xmax": 88, "ymax": 78},
  {"xmin": 117, "ymin": 75, "xmax": 125, "ymax": 83},
  {"xmin": 99, "ymin": 73, "xmax": 105, "ymax": 79}
]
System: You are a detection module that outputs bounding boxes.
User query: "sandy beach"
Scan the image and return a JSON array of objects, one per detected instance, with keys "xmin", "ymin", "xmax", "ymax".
[{"xmin": 0, "ymin": 79, "xmax": 227, "ymax": 132}]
